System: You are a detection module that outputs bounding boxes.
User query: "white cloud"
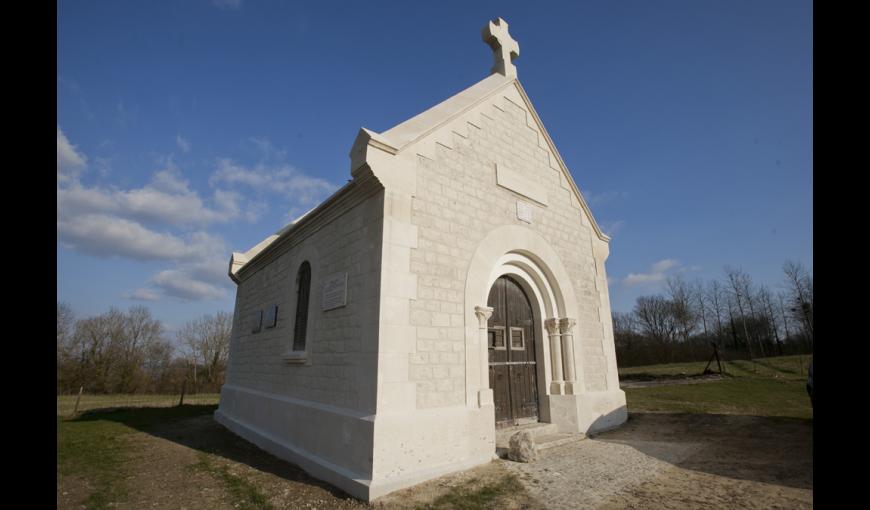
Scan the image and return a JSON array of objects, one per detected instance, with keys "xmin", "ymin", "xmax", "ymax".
[
  {"xmin": 123, "ymin": 288, "xmax": 161, "ymax": 301},
  {"xmin": 58, "ymin": 170, "xmax": 241, "ymax": 228},
  {"xmin": 623, "ymin": 259, "xmax": 682, "ymax": 287},
  {"xmin": 57, "ymin": 213, "xmax": 225, "ymax": 262},
  {"xmin": 57, "ymin": 127, "xmax": 87, "ymax": 182},
  {"xmin": 153, "ymin": 269, "xmax": 227, "ymax": 301},
  {"xmin": 600, "ymin": 220, "xmax": 625, "ymax": 237},
  {"xmin": 183, "ymin": 257, "xmax": 232, "ymax": 287},
  {"xmin": 210, "ymin": 158, "xmax": 337, "ymax": 207},
  {"xmin": 176, "ymin": 134, "xmax": 191, "ymax": 153},
  {"xmin": 652, "ymin": 258, "xmax": 679, "ymax": 273}
]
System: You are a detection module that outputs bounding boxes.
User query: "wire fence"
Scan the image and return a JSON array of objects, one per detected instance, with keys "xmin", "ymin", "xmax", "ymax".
[{"xmin": 57, "ymin": 392, "xmax": 220, "ymax": 417}]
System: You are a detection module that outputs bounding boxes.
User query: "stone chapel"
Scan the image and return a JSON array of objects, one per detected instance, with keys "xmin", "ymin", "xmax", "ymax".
[{"xmin": 216, "ymin": 17, "xmax": 627, "ymax": 501}]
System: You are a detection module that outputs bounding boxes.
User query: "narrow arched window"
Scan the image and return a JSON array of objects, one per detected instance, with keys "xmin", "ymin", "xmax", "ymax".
[{"xmin": 292, "ymin": 261, "xmax": 311, "ymax": 351}]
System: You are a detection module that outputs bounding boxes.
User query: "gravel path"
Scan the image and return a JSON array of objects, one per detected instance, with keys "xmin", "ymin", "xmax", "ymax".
[
  {"xmin": 503, "ymin": 438, "xmax": 700, "ymax": 509},
  {"xmin": 501, "ymin": 413, "xmax": 812, "ymax": 509}
]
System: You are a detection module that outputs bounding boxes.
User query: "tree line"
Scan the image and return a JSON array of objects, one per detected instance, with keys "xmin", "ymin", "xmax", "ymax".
[
  {"xmin": 613, "ymin": 260, "xmax": 813, "ymax": 367},
  {"xmin": 56, "ymin": 304, "xmax": 232, "ymax": 395}
]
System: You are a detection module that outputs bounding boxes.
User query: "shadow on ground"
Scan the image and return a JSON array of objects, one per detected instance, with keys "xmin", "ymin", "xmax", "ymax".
[
  {"xmin": 595, "ymin": 412, "xmax": 813, "ymax": 490},
  {"xmin": 70, "ymin": 405, "xmax": 362, "ymax": 504},
  {"xmin": 68, "ymin": 406, "xmax": 813, "ymax": 507}
]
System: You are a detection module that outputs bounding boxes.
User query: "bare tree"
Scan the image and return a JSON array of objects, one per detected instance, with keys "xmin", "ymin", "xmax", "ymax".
[
  {"xmin": 57, "ymin": 307, "xmax": 167, "ymax": 394},
  {"xmin": 691, "ymin": 278, "xmax": 709, "ymax": 338},
  {"xmin": 177, "ymin": 312, "xmax": 233, "ymax": 391},
  {"xmin": 612, "ymin": 311, "xmax": 639, "ymax": 351},
  {"xmin": 666, "ymin": 274, "xmax": 696, "ymax": 342},
  {"xmin": 783, "ymin": 260, "xmax": 813, "ymax": 349},
  {"xmin": 634, "ymin": 295, "xmax": 679, "ymax": 345},
  {"xmin": 706, "ymin": 280, "xmax": 726, "ymax": 340},
  {"xmin": 777, "ymin": 291, "xmax": 792, "ymax": 342},
  {"xmin": 724, "ymin": 267, "xmax": 756, "ymax": 359},
  {"xmin": 758, "ymin": 286, "xmax": 783, "ymax": 356},
  {"xmin": 57, "ymin": 302, "xmax": 76, "ymax": 393}
]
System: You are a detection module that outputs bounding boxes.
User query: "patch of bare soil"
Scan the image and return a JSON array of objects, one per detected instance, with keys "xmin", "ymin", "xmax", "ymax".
[
  {"xmin": 373, "ymin": 461, "xmax": 545, "ymax": 509},
  {"xmin": 116, "ymin": 421, "xmax": 235, "ymax": 510},
  {"xmin": 135, "ymin": 415, "xmax": 366, "ymax": 509},
  {"xmin": 57, "ymin": 474, "xmax": 93, "ymax": 510},
  {"xmin": 61, "ymin": 410, "xmax": 811, "ymax": 509},
  {"xmin": 506, "ymin": 412, "xmax": 812, "ymax": 509}
]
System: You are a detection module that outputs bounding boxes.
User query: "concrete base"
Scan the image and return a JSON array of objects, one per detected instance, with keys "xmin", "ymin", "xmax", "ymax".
[
  {"xmin": 544, "ymin": 389, "xmax": 628, "ymax": 434},
  {"xmin": 369, "ymin": 404, "xmax": 496, "ymax": 500},
  {"xmin": 215, "ymin": 385, "xmax": 500, "ymax": 501},
  {"xmin": 215, "ymin": 384, "xmax": 376, "ymax": 500}
]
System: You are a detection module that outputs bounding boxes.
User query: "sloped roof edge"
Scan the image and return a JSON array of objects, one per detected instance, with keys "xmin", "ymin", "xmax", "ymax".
[
  {"xmin": 232, "ymin": 70, "xmax": 611, "ymax": 283},
  {"xmin": 369, "ymin": 74, "xmax": 610, "ymax": 243}
]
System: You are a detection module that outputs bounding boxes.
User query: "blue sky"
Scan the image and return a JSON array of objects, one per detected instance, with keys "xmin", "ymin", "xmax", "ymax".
[{"xmin": 57, "ymin": 0, "xmax": 812, "ymax": 332}]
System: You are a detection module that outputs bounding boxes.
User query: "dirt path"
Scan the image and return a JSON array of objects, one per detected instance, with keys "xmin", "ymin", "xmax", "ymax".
[
  {"xmin": 124, "ymin": 415, "xmax": 366, "ymax": 510},
  {"xmin": 504, "ymin": 412, "xmax": 812, "ymax": 509},
  {"xmin": 59, "ymin": 410, "xmax": 812, "ymax": 509}
]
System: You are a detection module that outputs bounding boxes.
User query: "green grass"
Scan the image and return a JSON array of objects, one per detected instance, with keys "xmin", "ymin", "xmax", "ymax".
[
  {"xmin": 57, "ymin": 393, "xmax": 221, "ymax": 416},
  {"xmin": 191, "ymin": 454, "xmax": 274, "ymax": 510},
  {"xmin": 416, "ymin": 474, "xmax": 525, "ymax": 510},
  {"xmin": 618, "ymin": 354, "xmax": 811, "ymax": 379},
  {"xmin": 57, "ymin": 415, "xmax": 130, "ymax": 509},
  {"xmin": 57, "ymin": 404, "xmax": 218, "ymax": 509},
  {"xmin": 621, "ymin": 355, "xmax": 813, "ymax": 419}
]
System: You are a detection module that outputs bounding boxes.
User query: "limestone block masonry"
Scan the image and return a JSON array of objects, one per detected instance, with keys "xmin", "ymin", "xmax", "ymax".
[{"xmin": 216, "ymin": 16, "xmax": 626, "ymax": 502}]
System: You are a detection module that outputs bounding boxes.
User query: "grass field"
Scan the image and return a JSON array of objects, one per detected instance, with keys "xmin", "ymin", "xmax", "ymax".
[
  {"xmin": 57, "ymin": 404, "xmax": 222, "ymax": 510},
  {"xmin": 620, "ymin": 354, "xmax": 813, "ymax": 420},
  {"xmin": 56, "ymin": 393, "xmax": 221, "ymax": 416},
  {"xmin": 57, "ymin": 355, "xmax": 812, "ymax": 508}
]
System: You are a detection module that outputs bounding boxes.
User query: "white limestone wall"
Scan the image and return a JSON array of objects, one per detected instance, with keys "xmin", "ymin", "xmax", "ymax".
[
  {"xmin": 404, "ymin": 92, "xmax": 619, "ymax": 405},
  {"xmin": 217, "ymin": 188, "xmax": 385, "ymax": 499},
  {"xmin": 363, "ymin": 82, "xmax": 626, "ymax": 499}
]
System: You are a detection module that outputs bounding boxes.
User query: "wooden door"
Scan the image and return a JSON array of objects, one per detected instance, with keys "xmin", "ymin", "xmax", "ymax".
[{"xmin": 487, "ymin": 275, "xmax": 540, "ymax": 427}]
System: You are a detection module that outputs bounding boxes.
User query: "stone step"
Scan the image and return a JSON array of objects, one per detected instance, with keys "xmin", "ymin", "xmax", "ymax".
[
  {"xmin": 535, "ymin": 433, "xmax": 585, "ymax": 451},
  {"xmin": 494, "ymin": 424, "xmax": 586, "ymax": 459},
  {"xmin": 495, "ymin": 422, "xmax": 559, "ymax": 447}
]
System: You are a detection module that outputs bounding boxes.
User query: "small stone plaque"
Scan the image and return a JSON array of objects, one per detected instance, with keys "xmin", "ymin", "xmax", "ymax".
[
  {"xmin": 321, "ymin": 273, "xmax": 348, "ymax": 311},
  {"xmin": 265, "ymin": 305, "xmax": 278, "ymax": 329},
  {"xmin": 516, "ymin": 201, "xmax": 533, "ymax": 224},
  {"xmin": 251, "ymin": 309, "xmax": 263, "ymax": 333}
]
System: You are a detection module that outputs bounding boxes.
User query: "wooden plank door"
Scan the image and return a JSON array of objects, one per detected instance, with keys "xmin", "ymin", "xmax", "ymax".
[{"xmin": 487, "ymin": 275, "xmax": 539, "ymax": 427}]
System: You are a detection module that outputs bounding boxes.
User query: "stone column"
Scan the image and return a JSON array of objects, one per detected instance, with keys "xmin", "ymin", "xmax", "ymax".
[
  {"xmin": 559, "ymin": 318, "xmax": 578, "ymax": 395},
  {"xmin": 545, "ymin": 318, "xmax": 564, "ymax": 395},
  {"xmin": 474, "ymin": 306, "xmax": 494, "ymax": 407}
]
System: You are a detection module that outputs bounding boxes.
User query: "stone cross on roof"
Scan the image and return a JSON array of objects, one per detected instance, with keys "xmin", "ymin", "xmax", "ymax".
[{"xmin": 482, "ymin": 17, "xmax": 520, "ymax": 78}]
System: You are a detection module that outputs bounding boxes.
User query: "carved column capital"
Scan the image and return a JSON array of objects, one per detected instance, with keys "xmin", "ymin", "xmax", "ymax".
[
  {"xmin": 474, "ymin": 306, "xmax": 494, "ymax": 328},
  {"xmin": 558, "ymin": 318, "xmax": 576, "ymax": 334},
  {"xmin": 544, "ymin": 317, "xmax": 560, "ymax": 335}
]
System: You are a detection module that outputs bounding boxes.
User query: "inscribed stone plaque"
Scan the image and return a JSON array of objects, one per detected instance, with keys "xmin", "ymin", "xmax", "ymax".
[
  {"xmin": 496, "ymin": 163, "xmax": 549, "ymax": 205},
  {"xmin": 516, "ymin": 201, "xmax": 533, "ymax": 223},
  {"xmin": 265, "ymin": 305, "xmax": 278, "ymax": 329},
  {"xmin": 251, "ymin": 309, "xmax": 263, "ymax": 333},
  {"xmin": 321, "ymin": 273, "xmax": 348, "ymax": 311}
]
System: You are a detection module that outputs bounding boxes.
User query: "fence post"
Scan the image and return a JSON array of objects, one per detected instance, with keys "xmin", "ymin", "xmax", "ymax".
[
  {"xmin": 178, "ymin": 378, "xmax": 187, "ymax": 407},
  {"xmin": 72, "ymin": 385, "xmax": 84, "ymax": 415}
]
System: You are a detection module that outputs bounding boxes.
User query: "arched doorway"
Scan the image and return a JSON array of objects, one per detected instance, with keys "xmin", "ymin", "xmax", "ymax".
[{"xmin": 487, "ymin": 275, "xmax": 540, "ymax": 427}]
